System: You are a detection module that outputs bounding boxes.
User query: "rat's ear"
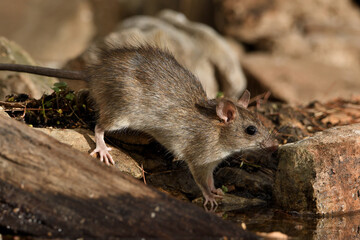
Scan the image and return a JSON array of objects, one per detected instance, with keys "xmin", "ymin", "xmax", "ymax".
[
  {"xmin": 216, "ymin": 99, "xmax": 237, "ymax": 123},
  {"xmin": 238, "ymin": 90, "xmax": 250, "ymax": 108}
]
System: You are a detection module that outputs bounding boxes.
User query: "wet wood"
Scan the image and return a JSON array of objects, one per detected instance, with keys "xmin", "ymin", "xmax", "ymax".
[{"xmin": 0, "ymin": 115, "xmax": 257, "ymax": 239}]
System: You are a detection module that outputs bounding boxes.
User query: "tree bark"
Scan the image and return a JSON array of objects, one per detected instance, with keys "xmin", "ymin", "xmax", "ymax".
[{"xmin": 0, "ymin": 115, "xmax": 257, "ymax": 239}]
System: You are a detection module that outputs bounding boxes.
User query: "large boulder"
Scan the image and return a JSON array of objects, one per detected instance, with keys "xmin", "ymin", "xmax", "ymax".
[{"xmin": 274, "ymin": 124, "xmax": 360, "ymax": 215}]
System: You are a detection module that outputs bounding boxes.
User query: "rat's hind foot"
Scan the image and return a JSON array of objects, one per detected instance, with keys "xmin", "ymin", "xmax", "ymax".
[{"xmin": 90, "ymin": 146, "xmax": 114, "ymax": 165}]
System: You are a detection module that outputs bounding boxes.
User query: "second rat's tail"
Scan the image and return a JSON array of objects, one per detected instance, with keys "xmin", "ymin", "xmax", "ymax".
[{"xmin": 0, "ymin": 63, "xmax": 86, "ymax": 80}]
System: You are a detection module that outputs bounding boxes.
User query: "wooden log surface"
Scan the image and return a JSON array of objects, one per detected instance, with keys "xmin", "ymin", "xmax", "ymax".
[{"xmin": 0, "ymin": 115, "xmax": 257, "ymax": 239}]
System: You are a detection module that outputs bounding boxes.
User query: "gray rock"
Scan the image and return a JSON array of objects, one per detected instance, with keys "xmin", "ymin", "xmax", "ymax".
[
  {"xmin": 36, "ymin": 128, "xmax": 142, "ymax": 179},
  {"xmin": 273, "ymin": 123, "xmax": 360, "ymax": 215}
]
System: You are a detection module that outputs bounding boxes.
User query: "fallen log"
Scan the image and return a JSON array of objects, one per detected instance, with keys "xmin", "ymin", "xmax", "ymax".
[{"xmin": 0, "ymin": 114, "xmax": 257, "ymax": 239}]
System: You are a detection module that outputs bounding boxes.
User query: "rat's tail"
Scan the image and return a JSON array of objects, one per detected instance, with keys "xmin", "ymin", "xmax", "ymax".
[{"xmin": 0, "ymin": 63, "xmax": 86, "ymax": 80}]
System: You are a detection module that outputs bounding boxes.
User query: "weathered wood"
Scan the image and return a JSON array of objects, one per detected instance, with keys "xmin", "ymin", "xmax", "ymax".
[{"xmin": 0, "ymin": 115, "xmax": 257, "ymax": 239}]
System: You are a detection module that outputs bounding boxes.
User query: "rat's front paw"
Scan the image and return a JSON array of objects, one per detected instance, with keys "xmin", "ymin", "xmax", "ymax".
[
  {"xmin": 90, "ymin": 146, "xmax": 114, "ymax": 165},
  {"xmin": 203, "ymin": 192, "xmax": 223, "ymax": 212}
]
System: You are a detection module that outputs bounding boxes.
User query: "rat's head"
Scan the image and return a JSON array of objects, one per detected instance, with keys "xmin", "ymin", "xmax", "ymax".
[{"xmin": 215, "ymin": 90, "xmax": 278, "ymax": 156}]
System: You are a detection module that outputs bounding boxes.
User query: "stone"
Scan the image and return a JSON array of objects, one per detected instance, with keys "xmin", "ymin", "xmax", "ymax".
[
  {"xmin": 36, "ymin": 128, "xmax": 142, "ymax": 179},
  {"xmin": 66, "ymin": 9, "xmax": 247, "ymax": 99},
  {"xmin": 273, "ymin": 123, "xmax": 360, "ymax": 215},
  {"xmin": 0, "ymin": 0, "xmax": 95, "ymax": 66},
  {"xmin": 0, "ymin": 37, "xmax": 57, "ymax": 100},
  {"xmin": 241, "ymin": 54, "xmax": 360, "ymax": 104}
]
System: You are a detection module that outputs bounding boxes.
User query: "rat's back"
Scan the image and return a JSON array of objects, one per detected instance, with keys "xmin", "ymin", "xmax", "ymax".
[
  {"xmin": 89, "ymin": 46, "xmax": 207, "ymax": 105},
  {"xmin": 87, "ymin": 46, "xmax": 210, "ymax": 134}
]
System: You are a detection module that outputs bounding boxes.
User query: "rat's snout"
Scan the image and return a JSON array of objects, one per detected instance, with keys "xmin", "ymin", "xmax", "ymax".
[{"xmin": 260, "ymin": 138, "xmax": 279, "ymax": 153}]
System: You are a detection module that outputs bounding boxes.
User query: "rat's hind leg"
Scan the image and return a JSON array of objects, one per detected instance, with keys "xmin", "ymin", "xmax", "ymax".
[
  {"xmin": 90, "ymin": 111, "xmax": 131, "ymax": 165},
  {"xmin": 90, "ymin": 125, "xmax": 115, "ymax": 165},
  {"xmin": 189, "ymin": 161, "xmax": 223, "ymax": 211}
]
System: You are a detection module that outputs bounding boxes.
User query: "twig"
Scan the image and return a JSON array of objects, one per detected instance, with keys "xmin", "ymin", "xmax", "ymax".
[
  {"xmin": 0, "ymin": 101, "xmax": 26, "ymax": 108},
  {"xmin": 343, "ymin": 103, "xmax": 360, "ymax": 110},
  {"xmin": 68, "ymin": 104, "xmax": 88, "ymax": 127},
  {"xmin": 296, "ymin": 108, "xmax": 325, "ymax": 131},
  {"xmin": 147, "ymin": 169, "xmax": 185, "ymax": 176},
  {"xmin": 249, "ymin": 91, "xmax": 272, "ymax": 105},
  {"xmin": 141, "ymin": 163, "xmax": 146, "ymax": 184},
  {"xmin": 21, "ymin": 105, "xmax": 27, "ymax": 118}
]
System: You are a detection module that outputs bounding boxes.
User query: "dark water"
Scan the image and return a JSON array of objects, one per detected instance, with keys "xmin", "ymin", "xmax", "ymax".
[{"xmin": 226, "ymin": 207, "xmax": 360, "ymax": 239}]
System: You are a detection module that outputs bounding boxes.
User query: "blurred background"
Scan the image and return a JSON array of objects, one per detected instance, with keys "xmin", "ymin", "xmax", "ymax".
[{"xmin": 1, "ymin": 0, "xmax": 360, "ymax": 103}]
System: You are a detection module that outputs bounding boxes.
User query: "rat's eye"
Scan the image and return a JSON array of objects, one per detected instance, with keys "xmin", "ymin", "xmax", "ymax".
[{"xmin": 245, "ymin": 125, "xmax": 257, "ymax": 135}]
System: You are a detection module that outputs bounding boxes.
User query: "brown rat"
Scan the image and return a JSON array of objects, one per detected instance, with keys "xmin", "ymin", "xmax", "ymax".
[{"xmin": 0, "ymin": 46, "xmax": 278, "ymax": 209}]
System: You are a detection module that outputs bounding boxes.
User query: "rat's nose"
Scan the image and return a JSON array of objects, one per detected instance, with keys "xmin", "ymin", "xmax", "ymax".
[
  {"xmin": 261, "ymin": 139, "xmax": 279, "ymax": 153},
  {"xmin": 267, "ymin": 144, "xmax": 278, "ymax": 153}
]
